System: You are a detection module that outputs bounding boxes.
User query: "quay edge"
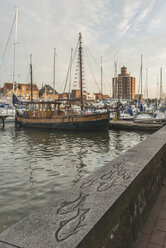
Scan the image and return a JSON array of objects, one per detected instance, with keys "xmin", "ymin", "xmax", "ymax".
[{"xmin": 0, "ymin": 126, "xmax": 166, "ymax": 248}]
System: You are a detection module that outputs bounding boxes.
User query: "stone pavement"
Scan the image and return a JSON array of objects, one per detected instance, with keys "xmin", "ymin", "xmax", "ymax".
[{"xmin": 134, "ymin": 178, "xmax": 166, "ymax": 248}]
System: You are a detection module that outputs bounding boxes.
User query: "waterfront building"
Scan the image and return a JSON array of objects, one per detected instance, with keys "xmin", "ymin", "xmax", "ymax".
[
  {"xmin": 58, "ymin": 92, "xmax": 69, "ymax": 99},
  {"xmin": 83, "ymin": 91, "xmax": 96, "ymax": 102},
  {"xmin": 94, "ymin": 93, "xmax": 110, "ymax": 100},
  {"xmin": 39, "ymin": 84, "xmax": 59, "ymax": 100},
  {"xmin": 71, "ymin": 89, "xmax": 97, "ymax": 102},
  {"xmin": 112, "ymin": 66, "xmax": 135, "ymax": 100},
  {"xmin": 70, "ymin": 89, "xmax": 81, "ymax": 99},
  {"xmin": 3, "ymin": 82, "xmax": 39, "ymax": 99}
]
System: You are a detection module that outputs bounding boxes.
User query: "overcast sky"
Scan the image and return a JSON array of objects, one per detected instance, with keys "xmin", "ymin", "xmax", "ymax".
[{"xmin": 0, "ymin": 0, "xmax": 166, "ymax": 98}]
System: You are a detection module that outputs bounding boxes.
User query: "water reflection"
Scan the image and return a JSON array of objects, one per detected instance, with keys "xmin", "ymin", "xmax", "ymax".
[{"xmin": 0, "ymin": 124, "xmax": 152, "ymax": 232}]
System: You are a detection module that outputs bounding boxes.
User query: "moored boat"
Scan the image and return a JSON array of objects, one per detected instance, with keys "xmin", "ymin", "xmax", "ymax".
[
  {"xmin": 16, "ymin": 101, "xmax": 110, "ymax": 130},
  {"xmin": 15, "ymin": 33, "xmax": 110, "ymax": 131},
  {"xmin": 134, "ymin": 113, "xmax": 155, "ymax": 123}
]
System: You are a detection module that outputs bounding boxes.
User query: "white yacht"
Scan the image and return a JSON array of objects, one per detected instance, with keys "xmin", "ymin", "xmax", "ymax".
[
  {"xmin": 120, "ymin": 111, "xmax": 133, "ymax": 121},
  {"xmin": 134, "ymin": 113, "xmax": 154, "ymax": 123}
]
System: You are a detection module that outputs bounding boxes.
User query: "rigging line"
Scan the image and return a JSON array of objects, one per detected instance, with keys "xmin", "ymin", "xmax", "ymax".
[
  {"xmin": 63, "ymin": 40, "xmax": 79, "ymax": 92},
  {"xmin": 63, "ymin": 59, "xmax": 71, "ymax": 92},
  {"xmin": 1, "ymin": 40, "xmax": 13, "ymax": 83},
  {"xmin": 83, "ymin": 48, "xmax": 100, "ymax": 92},
  {"xmin": 137, "ymin": 65, "xmax": 141, "ymax": 104},
  {"xmin": 84, "ymin": 44, "xmax": 100, "ymax": 69},
  {"xmin": 19, "ymin": 12, "xmax": 29, "ymax": 67},
  {"xmin": 84, "ymin": 43, "xmax": 110, "ymax": 87},
  {"xmin": 1, "ymin": 13, "xmax": 16, "ymax": 65},
  {"xmin": 83, "ymin": 48, "xmax": 99, "ymax": 91},
  {"xmin": 0, "ymin": 42, "xmax": 3, "ymax": 57}
]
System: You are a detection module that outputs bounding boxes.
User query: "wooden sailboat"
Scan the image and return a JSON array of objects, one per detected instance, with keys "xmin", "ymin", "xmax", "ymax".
[{"xmin": 15, "ymin": 33, "xmax": 110, "ymax": 131}]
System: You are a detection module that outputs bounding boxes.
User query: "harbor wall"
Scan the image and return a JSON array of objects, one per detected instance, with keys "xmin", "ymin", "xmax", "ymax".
[{"xmin": 0, "ymin": 126, "xmax": 166, "ymax": 248}]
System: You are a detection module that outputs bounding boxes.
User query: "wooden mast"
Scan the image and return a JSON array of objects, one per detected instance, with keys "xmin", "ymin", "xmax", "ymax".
[
  {"xmin": 30, "ymin": 54, "xmax": 33, "ymax": 101},
  {"xmin": 69, "ymin": 48, "xmax": 73, "ymax": 99},
  {"xmin": 79, "ymin": 33, "xmax": 83, "ymax": 110},
  {"xmin": 101, "ymin": 56, "xmax": 103, "ymax": 99}
]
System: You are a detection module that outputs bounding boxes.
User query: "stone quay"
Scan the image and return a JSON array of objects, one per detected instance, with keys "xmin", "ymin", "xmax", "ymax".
[{"xmin": 0, "ymin": 126, "xmax": 166, "ymax": 248}]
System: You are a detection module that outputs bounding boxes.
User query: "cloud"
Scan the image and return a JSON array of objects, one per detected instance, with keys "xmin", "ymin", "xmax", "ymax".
[{"xmin": 0, "ymin": 0, "xmax": 166, "ymax": 97}]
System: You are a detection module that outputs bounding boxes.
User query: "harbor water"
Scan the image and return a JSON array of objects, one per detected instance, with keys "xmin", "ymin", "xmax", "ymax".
[{"xmin": 0, "ymin": 123, "xmax": 152, "ymax": 232}]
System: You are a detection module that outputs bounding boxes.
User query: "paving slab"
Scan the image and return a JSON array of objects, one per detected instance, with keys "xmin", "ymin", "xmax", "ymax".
[{"xmin": 134, "ymin": 178, "xmax": 166, "ymax": 248}]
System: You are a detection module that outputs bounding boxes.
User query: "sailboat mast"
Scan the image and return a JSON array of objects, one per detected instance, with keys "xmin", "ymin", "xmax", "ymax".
[
  {"xmin": 79, "ymin": 33, "xmax": 83, "ymax": 110},
  {"xmin": 156, "ymin": 74, "xmax": 159, "ymax": 108},
  {"xmin": 160, "ymin": 67, "xmax": 162, "ymax": 101},
  {"xmin": 53, "ymin": 48, "xmax": 56, "ymax": 90},
  {"xmin": 101, "ymin": 56, "xmax": 103, "ymax": 98},
  {"xmin": 13, "ymin": 7, "xmax": 18, "ymax": 94},
  {"xmin": 69, "ymin": 48, "xmax": 73, "ymax": 98},
  {"xmin": 140, "ymin": 54, "xmax": 143, "ymax": 100},
  {"xmin": 30, "ymin": 54, "xmax": 33, "ymax": 101},
  {"xmin": 145, "ymin": 68, "xmax": 148, "ymax": 102}
]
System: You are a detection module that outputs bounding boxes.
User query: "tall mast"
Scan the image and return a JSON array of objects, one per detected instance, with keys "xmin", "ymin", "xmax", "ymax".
[
  {"xmin": 160, "ymin": 67, "xmax": 162, "ymax": 101},
  {"xmin": 101, "ymin": 56, "xmax": 103, "ymax": 98},
  {"xmin": 113, "ymin": 52, "xmax": 118, "ymax": 99},
  {"xmin": 13, "ymin": 7, "xmax": 18, "ymax": 95},
  {"xmin": 30, "ymin": 54, "xmax": 33, "ymax": 101},
  {"xmin": 53, "ymin": 48, "xmax": 56, "ymax": 90},
  {"xmin": 69, "ymin": 48, "xmax": 73, "ymax": 98},
  {"xmin": 140, "ymin": 54, "xmax": 143, "ymax": 100},
  {"xmin": 156, "ymin": 74, "xmax": 159, "ymax": 108},
  {"xmin": 79, "ymin": 33, "xmax": 83, "ymax": 110},
  {"xmin": 145, "ymin": 68, "xmax": 148, "ymax": 102}
]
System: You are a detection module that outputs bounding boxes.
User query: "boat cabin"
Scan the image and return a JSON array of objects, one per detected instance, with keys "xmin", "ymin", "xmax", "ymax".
[{"xmin": 18, "ymin": 101, "xmax": 65, "ymax": 119}]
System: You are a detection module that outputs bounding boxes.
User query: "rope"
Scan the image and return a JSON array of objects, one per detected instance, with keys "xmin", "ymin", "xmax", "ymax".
[
  {"xmin": 83, "ymin": 46, "xmax": 100, "ymax": 91},
  {"xmin": 63, "ymin": 39, "xmax": 79, "ymax": 92}
]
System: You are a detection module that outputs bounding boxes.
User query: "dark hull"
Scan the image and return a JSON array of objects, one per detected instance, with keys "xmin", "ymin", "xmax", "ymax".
[{"xmin": 16, "ymin": 114, "xmax": 110, "ymax": 131}]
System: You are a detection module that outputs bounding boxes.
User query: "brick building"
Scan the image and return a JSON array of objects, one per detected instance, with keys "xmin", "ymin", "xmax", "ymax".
[
  {"xmin": 3, "ymin": 82, "xmax": 39, "ymax": 99},
  {"xmin": 39, "ymin": 84, "xmax": 59, "ymax": 100},
  {"xmin": 112, "ymin": 66, "xmax": 135, "ymax": 100},
  {"xmin": 94, "ymin": 93, "xmax": 110, "ymax": 100}
]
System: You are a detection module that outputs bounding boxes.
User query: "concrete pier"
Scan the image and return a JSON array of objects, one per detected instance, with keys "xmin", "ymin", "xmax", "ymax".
[
  {"xmin": 109, "ymin": 120, "xmax": 165, "ymax": 131},
  {"xmin": 0, "ymin": 126, "xmax": 166, "ymax": 248}
]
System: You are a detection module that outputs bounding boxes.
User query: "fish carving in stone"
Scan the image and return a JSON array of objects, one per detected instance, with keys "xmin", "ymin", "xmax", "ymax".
[
  {"xmin": 80, "ymin": 179, "xmax": 96, "ymax": 189},
  {"xmin": 57, "ymin": 192, "xmax": 89, "ymax": 215},
  {"xmin": 117, "ymin": 167, "xmax": 131, "ymax": 179},
  {"xmin": 55, "ymin": 208, "xmax": 90, "ymax": 242},
  {"xmin": 97, "ymin": 177, "xmax": 118, "ymax": 192},
  {"xmin": 100, "ymin": 170, "xmax": 116, "ymax": 181}
]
